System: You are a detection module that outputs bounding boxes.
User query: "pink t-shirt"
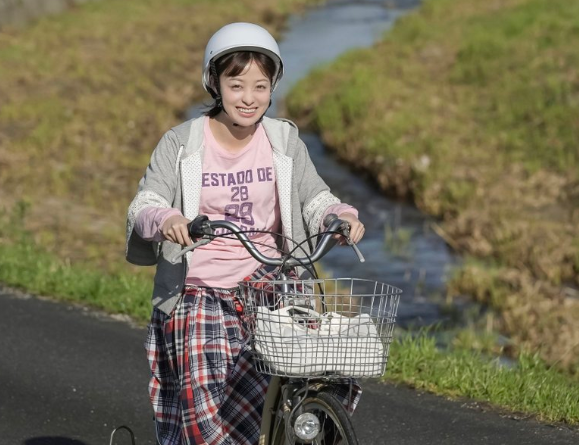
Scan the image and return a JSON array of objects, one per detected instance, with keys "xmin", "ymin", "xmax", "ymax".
[{"xmin": 186, "ymin": 118, "xmax": 282, "ymax": 287}]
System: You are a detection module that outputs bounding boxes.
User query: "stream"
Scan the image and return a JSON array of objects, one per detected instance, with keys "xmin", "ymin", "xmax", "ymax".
[{"xmin": 188, "ymin": 0, "xmax": 468, "ymax": 328}]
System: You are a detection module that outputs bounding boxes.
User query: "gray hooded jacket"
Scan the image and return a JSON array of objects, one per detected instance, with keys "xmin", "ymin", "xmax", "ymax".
[{"xmin": 126, "ymin": 116, "xmax": 342, "ymax": 315}]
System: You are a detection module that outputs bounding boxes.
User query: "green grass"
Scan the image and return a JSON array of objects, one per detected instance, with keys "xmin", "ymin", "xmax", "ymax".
[
  {"xmin": 387, "ymin": 332, "xmax": 579, "ymax": 425},
  {"xmin": 0, "ymin": 203, "xmax": 153, "ymax": 321},
  {"xmin": 0, "ymin": 242, "xmax": 153, "ymax": 321}
]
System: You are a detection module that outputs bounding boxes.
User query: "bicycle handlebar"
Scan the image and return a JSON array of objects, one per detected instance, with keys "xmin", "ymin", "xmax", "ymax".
[{"xmin": 185, "ymin": 213, "xmax": 364, "ymax": 268}]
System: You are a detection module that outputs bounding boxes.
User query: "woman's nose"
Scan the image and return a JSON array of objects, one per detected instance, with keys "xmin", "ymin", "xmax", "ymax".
[{"xmin": 242, "ymin": 90, "xmax": 254, "ymax": 105}]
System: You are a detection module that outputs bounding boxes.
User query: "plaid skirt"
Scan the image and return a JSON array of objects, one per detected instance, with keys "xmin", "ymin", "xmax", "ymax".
[{"xmin": 145, "ymin": 268, "xmax": 361, "ymax": 445}]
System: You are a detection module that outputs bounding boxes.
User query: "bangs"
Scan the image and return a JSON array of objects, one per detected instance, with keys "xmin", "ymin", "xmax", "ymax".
[{"xmin": 217, "ymin": 51, "xmax": 277, "ymax": 82}]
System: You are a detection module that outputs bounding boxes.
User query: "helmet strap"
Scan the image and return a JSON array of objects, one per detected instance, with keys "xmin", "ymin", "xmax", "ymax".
[{"xmin": 209, "ymin": 60, "xmax": 221, "ymax": 100}]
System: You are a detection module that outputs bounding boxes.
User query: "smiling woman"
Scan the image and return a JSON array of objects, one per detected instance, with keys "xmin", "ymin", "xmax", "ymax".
[
  {"xmin": 201, "ymin": 23, "xmax": 282, "ymax": 153},
  {"xmin": 125, "ymin": 21, "xmax": 365, "ymax": 445},
  {"xmin": 221, "ymin": 61, "xmax": 271, "ymax": 118}
]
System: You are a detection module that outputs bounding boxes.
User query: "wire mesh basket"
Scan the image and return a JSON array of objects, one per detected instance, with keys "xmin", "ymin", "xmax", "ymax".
[{"xmin": 238, "ymin": 278, "xmax": 401, "ymax": 378}]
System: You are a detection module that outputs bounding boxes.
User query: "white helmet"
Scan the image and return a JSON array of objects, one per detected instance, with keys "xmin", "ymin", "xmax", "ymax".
[{"xmin": 202, "ymin": 22, "xmax": 284, "ymax": 95}]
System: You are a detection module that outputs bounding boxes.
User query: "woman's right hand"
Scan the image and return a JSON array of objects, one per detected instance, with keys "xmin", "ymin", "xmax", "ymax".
[{"xmin": 161, "ymin": 215, "xmax": 193, "ymax": 246}]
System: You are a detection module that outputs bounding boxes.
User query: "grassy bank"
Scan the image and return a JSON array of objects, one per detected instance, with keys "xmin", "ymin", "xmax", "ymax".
[
  {"xmin": 0, "ymin": 0, "xmax": 320, "ymax": 267},
  {"xmin": 388, "ymin": 332, "xmax": 579, "ymax": 425},
  {"xmin": 0, "ymin": 202, "xmax": 154, "ymax": 320},
  {"xmin": 285, "ymin": 0, "xmax": 579, "ymax": 372}
]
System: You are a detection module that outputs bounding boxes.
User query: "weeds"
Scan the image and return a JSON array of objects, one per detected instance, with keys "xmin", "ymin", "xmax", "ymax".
[
  {"xmin": 0, "ymin": 203, "xmax": 153, "ymax": 321},
  {"xmin": 387, "ymin": 331, "xmax": 579, "ymax": 425}
]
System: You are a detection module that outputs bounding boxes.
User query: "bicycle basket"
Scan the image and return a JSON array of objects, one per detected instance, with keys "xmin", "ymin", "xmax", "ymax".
[{"xmin": 238, "ymin": 278, "xmax": 401, "ymax": 378}]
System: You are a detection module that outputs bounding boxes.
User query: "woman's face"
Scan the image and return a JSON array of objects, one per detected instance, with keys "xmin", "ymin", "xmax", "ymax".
[{"xmin": 219, "ymin": 61, "xmax": 272, "ymax": 127}]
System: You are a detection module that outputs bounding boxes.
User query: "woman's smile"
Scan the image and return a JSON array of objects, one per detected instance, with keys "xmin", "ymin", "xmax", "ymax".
[{"xmin": 237, "ymin": 107, "xmax": 258, "ymax": 116}]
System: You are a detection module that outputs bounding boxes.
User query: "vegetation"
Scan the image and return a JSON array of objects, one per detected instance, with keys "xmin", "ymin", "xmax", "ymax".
[
  {"xmin": 0, "ymin": 202, "xmax": 153, "ymax": 320},
  {"xmin": 388, "ymin": 331, "xmax": 579, "ymax": 425},
  {"xmin": 286, "ymin": 0, "xmax": 579, "ymax": 373}
]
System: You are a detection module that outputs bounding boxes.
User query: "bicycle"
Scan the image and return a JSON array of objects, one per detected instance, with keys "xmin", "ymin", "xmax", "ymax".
[{"xmin": 177, "ymin": 214, "xmax": 402, "ymax": 445}]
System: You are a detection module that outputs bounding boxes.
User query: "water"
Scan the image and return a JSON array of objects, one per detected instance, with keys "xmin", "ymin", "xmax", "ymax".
[
  {"xmin": 188, "ymin": 0, "xmax": 466, "ymax": 327},
  {"xmin": 270, "ymin": 0, "xmax": 412, "ymax": 111}
]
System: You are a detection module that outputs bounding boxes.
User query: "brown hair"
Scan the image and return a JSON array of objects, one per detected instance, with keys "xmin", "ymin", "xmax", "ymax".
[{"xmin": 204, "ymin": 51, "xmax": 277, "ymax": 117}]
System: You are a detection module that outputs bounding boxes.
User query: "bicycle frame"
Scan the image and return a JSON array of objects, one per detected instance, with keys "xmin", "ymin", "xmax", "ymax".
[{"xmin": 259, "ymin": 376, "xmax": 281, "ymax": 445}]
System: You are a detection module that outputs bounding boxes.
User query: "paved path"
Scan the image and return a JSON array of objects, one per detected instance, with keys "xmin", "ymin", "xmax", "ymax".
[{"xmin": 1, "ymin": 288, "xmax": 578, "ymax": 445}]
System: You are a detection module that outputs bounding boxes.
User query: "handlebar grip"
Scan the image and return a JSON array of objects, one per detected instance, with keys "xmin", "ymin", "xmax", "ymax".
[
  {"xmin": 323, "ymin": 213, "xmax": 339, "ymax": 228},
  {"xmin": 188, "ymin": 215, "xmax": 210, "ymax": 238}
]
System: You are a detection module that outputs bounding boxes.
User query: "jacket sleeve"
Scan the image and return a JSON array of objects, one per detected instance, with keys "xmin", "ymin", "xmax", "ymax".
[
  {"xmin": 126, "ymin": 131, "xmax": 181, "ymax": 265},
  {"xmin": 291, "ymin": 134, "xmax": 342, "ymax": 237}
]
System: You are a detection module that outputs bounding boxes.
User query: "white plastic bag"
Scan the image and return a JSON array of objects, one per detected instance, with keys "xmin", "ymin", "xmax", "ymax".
[{"xmin": 253, "ymin": 306, "xmax": 385, "ymax": 377}]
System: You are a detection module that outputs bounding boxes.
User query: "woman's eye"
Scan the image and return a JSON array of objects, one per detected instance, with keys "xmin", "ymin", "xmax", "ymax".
[{"xmin": 231, "ymin": 84, "xmax": 241, "ymax": 90}]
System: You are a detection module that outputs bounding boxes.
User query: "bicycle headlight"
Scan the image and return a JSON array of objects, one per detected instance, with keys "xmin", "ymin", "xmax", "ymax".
[{"xmin": 294, "ymin": 412, "xmax": 320, "ymax": 441}]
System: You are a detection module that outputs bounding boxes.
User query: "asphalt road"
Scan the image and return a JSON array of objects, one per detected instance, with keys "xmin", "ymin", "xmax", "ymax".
[{"xmin": 1, "ymin": 288, "xmax": 578, "ymax": 445}]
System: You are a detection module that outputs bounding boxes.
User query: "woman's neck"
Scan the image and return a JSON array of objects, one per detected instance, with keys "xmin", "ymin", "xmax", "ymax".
[{"xmin": 209, "ymin": 114, "xmax": 256, "ymax": 153}]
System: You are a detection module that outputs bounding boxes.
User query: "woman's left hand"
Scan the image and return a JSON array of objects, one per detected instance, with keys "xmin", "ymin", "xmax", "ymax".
[{"xmin": 337, "ymin": 212, "xmax": 365, "ymax": 244}]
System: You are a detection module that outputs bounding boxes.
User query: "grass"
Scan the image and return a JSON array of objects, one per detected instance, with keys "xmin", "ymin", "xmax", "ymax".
[
  {"xmin": 386, "ymin": 332, "xmax": 579, "ymax": 425},
  {"xmin": 0, "ymin": 202, "xmax": 154, "ymax": 321},
  {"xmin": 285, "ymin": 0, "xmax": 579, "ymax": 372}
]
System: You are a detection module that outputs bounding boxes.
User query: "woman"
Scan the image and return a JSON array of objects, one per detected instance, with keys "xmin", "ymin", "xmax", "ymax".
[{"xmin": 126, "ymin": 22, "xmax": 365, "ymax": 445}]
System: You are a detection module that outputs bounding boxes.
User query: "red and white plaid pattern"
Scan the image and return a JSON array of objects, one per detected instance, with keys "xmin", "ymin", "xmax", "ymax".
[{"xmin": 145, "ymin": 267, "xmax": 362, "ymax": 445}]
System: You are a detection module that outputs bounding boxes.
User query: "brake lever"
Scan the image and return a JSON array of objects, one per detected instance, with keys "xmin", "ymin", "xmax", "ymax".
[
  {"xmin": 324, "ymin": 214, "xmax": 365, "ymax": 263},
  {"xmin": 168, "ymin": 215, "xmax": 214, "ymax": 264},
  {"xmin": 340, "ymin": 222, "xmax": 365, "ymax": 263}
]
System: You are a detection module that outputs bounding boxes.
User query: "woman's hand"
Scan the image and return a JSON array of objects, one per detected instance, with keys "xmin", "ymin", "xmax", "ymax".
[
  {"xmin": 338, "ymin": 212, "xmax": 365, "ymax": 244},
  {"xmin": 161, "ymin": 215, "xmax": 193, "ymax": 246}
]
